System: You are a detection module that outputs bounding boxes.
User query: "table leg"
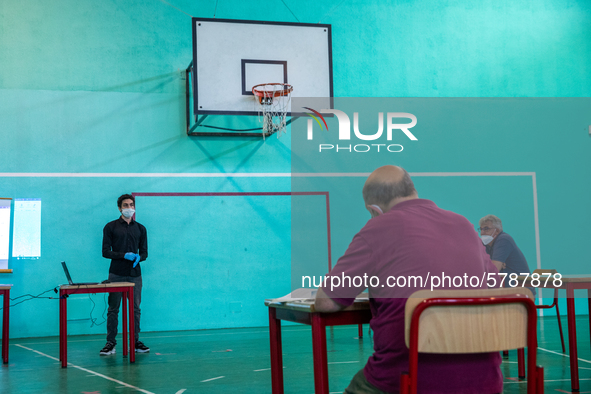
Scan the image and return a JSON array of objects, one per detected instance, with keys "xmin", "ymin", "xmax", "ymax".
[
  {"xmin": 58, "ymin": 291, "xmax": 62, "ymax": 361},
  {"xmin": 122, "ymin": 291, "xmax": 128, "ymax": 358},
  {"xmin": 567, "ymin": 286, "xmax": 579, "ymax": 391},
  {"xmin": 588, "ymin": 289, "xmax": 591, "ymax": 356},
  {"xmin": 269, "ymin": 308, "xmax": 284, "ymax": 394},
  {"xmin": 358, "ymin": 324, "xmax": 363, "ymax": 338},
  {"xmin": 60, "ymin": 293, "xmax": 68, "ymax": 368},
  {"xmin": 2, "ymin": 290, "xmax": 9, "ymax": 363},
  {"xmin": 0, "ymin": 294, "xmax": 3, "ymax": 363},
  {"xmin": 311, "ymin": 314, "xmax": 329, "ymax": 394},
  {"xmin": 1, "ymin": 292, "xmax": 3, "ymax": 363},
  {"xmin": 556, "ymin": 289, "xmax": 566, "ymax": 353},
  {"xmin": 517, "ymin": 348, "xmax": 525, "ymax": 379},
  {"xmin": 128, "ymin": 288, "xmax": 135, "ymax": 363}
]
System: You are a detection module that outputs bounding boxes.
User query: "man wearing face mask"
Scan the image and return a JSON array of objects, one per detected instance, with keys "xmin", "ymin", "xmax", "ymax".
[
  {"xmin": 478, "ymin": 214, "xmax": 535, "ymax": 296},
  {"xmin": 315, "ymin": 166, "xmax": 501, "ymax": 394},
  {"xmin": 100, "ymin": 194, "xmax": 149, "ymax": 356}
]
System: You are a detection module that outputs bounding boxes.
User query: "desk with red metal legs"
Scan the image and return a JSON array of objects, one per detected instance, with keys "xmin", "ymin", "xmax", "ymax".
[
  {"xmin": 266, "ymin": 299, "xmax": 371, "ymax": 394},
  {"xmin": 0, "ymin": 285, "xmax": 11, "ymax": 364},
  {"xmin": 59, "ymin": 283, "xmax": 135, "ymax": 368},
  {"xmin": 519, "ymin": 275, "xmax": 591, "ymax": 392}
]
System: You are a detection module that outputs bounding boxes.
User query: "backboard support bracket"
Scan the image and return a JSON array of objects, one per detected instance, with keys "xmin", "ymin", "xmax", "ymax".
[
  {"xmin": 186, "ymin": 61, "xmax": 301, "ymax": 137},
  {"xmin": 186, "ymin": 61, "xmax": 278, "ymax": 137}
]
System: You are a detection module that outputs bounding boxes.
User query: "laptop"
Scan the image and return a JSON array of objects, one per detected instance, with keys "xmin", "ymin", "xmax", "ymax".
[{"xmin": 61, "ymin": 261, "xmax": 98, "ymax": 286}]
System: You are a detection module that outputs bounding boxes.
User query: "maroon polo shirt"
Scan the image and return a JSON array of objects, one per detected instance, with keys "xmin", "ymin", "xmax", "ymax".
[{"xmin": 322, "ymin": 199, "xmax": 502, "ymax": 393}]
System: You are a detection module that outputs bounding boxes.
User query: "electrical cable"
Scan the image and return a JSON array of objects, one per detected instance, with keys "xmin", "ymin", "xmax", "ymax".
[
  {"xmin": 318, "ymin": 0, "xmax": 347, "ymax": 23},
  {"xmin": 280, "ymin": 0, "xmax": 300, "ymax": 22},
  {"xmin": 2, "ymin": 286, "xmax": 108, "ymax": 328},
  {"xmin": 88, "ymin": 293, "xmax": 107, "ymax": 327},
  {"xmin": 213, "ymin": 0, "xmax": 219, "ymax": 17},
  {"xmin": 0, "ymin": 287, "xmax": 58, "ymax": 310},
  {"xmin": 156, "ymin": 0, "xmax": 193, "ymax": 18}
]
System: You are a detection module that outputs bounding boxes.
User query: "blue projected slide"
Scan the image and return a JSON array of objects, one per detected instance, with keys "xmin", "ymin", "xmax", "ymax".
[
  {"xmin": 12, "ymin": 198, "xmax": 41, "ymax": 259},
  {"xmin": 0, "ymin": 199, "xmax": 11, "ymax": 269}
]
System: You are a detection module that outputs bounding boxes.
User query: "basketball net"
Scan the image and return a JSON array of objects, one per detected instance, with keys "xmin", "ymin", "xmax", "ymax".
[{"xmin": 252, "ymin": 83, "xmax": 293, "ymax": 138}]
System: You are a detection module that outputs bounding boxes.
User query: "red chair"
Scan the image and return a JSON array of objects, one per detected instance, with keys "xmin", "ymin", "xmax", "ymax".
[
  {"xmin": 532, "ymin": 269, "xmax": 565, "ymax": 352},
  {"xmin": 400, "ymin": 288, "xmax": 544, "ymax": 394},
  {"xmin": 511, "ymin": 269, "xmax": 565, "ymax": 379}
]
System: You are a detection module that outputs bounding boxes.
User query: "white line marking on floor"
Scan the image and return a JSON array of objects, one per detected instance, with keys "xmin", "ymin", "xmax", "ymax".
[
  {"xmin": 144, "ymin": 330, "xmax": 270, "ymax": 339},
  {"xmin": 175, "ymin": 390, "xmax": 187, "ymax": 394},
  {"xmin": 544, "ymin": 378, "xmax": 591, "ymax": 382},
  {"xmin": 15, "ymin": 344, "xmax": 156, "ymax": 394},
  {"xmin": 504, "ymin": 378, "xmax": 591, "ymax": 384},
  {"xmin": 538, "ymin": 347, "xmax": 591, "ymax": 364},
  {"xmin": 201, "ymin": 376, "xmax": 225, "ymax": 382},
  {"xmin": 328, "ymin": 361, "xmax": 359, "ymax": 364},
  {"xmin": 14, "ymin": 345, "xmax": 59, "ymax": 362},
  {"xmin": 14, "ymin": 328, "xmax": 274, "ymax": 346},
  {"xmin": 18, "ymin": 325, "xmax": 313, "ymax": 346},
  {"xmin": 283, "ymin": 325, "xmax": 360, "ymax": 333},
  {"xmin": 502, "ymin": 361, "xmax": 518, "ymax": 364},
  {"xmin": 254, "ymin": 367, "xmax": 286, "ymax": 372}
]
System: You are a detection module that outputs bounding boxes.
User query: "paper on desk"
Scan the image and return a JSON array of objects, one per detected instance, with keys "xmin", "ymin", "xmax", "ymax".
[{"xmin": 270, "ymin": 288, "xmax": 318, "ymax": 303}]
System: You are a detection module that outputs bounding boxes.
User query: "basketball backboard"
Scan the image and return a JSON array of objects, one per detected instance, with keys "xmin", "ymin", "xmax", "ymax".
[{"xmin": 191, "ymin": 18, "xmax": 333, "ymax": 117}]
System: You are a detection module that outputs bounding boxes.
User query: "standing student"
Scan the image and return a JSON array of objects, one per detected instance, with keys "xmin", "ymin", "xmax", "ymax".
[
  {"xmin": 100, "ymin": 193, "xmax": 150, "ymax": 355},
  {"xmin": 314, "ymin": 165, "xmax": 501, "ymax": 394}
]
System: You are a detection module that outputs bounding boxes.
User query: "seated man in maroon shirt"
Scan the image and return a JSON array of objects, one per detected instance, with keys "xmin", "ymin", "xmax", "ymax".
[{"xmin": 315, "ymin": 165, "xmax": 502, "ymax": 394}]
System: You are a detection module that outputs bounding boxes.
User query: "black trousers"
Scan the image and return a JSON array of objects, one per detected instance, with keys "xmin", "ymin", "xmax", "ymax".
[{"xmin": 106, "ymin": 273, "xmax": 142, "ymax": 344}]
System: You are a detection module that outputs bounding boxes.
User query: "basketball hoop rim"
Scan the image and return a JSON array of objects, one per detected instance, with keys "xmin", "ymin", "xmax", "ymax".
[{"xmin": 252, "ymin": 83, "xmax": 294, "ymax": 98}]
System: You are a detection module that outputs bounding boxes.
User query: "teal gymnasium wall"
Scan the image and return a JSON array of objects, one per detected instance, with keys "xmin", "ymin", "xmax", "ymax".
[{"xmin": 0, "ymin": 0, "xmax": 590, "ymax": 338}]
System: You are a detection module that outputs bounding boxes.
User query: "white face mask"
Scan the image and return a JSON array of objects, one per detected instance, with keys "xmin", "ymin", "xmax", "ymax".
[
  {"xmin": 480, "ymin": 235, "xmax": 494, "ymax": 245},
  {"xmin": 121, "ymin": 208, "xmax": 135, "ymax": 218},
  {"xmin": 480, "ymin": 229, "xmax": 496, "ymax": 245}
]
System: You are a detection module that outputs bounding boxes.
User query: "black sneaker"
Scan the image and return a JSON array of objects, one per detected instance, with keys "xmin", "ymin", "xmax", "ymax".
[
  {"xmin": 99, "ymin": 342, "xmax": 116, "ymax": 355},
  {"xmin": 135, "ymin": 341, "xmax": 150, "ymax": 353}
]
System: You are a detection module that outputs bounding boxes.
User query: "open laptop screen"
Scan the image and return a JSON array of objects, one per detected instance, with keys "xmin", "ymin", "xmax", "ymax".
[
  {"xmin": 61, "ymin": 261, "xmax": 74, "ymax": 285},
  {"xmin": 61, "ymin": 261, "xmax": 97, "ymax": 286}
]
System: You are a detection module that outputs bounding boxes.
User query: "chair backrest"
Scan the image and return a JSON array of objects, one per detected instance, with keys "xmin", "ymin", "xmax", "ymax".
[
  {"xmin": 404, "ymin": 287, "xmax": 534, "ymax": 354},
  {"xmin": 532, "ymin": 268, "xmax": 557, "ymax": 275}
]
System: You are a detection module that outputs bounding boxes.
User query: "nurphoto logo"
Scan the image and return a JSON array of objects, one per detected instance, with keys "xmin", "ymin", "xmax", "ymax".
[{"xmin": 304, "ymin": 108, "xmax": 418, "ymax": 153}]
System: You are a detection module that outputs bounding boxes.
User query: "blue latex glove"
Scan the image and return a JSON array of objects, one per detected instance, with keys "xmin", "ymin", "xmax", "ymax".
[
  {"xmin": 124, "ymin": 252, "xmax": 136, "ymax": 261},
  {"xmin": 133, "ymin": 254, "xmax": 141, "ymax": 268}
]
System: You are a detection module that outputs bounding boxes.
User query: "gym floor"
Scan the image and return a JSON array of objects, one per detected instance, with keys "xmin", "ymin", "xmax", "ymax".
[{"xmin": 0, "ymin": 315, "xmax": 588, "ymax": 393}]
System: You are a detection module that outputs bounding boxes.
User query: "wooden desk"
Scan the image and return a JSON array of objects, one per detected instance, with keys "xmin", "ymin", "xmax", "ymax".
[
  {"xmin": 265, "ymin": 298, "xmax": 371, "ymax": 394},
  {"xmin": 518, "ymin": 275, "xmax": 591, "ymax": 391},
  {"xmin": 0, "ymin": 285, "xmax": 11, "ymax": 363},
  {"xmin": 59, "ymin": 283, "xmax": 135, "ymax": 368}
]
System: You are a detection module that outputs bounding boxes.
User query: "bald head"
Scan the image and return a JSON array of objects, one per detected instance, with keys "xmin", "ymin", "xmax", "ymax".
[{"xmin": 362, "ymin": 165, "xmax": 417, "ymax": 211}]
